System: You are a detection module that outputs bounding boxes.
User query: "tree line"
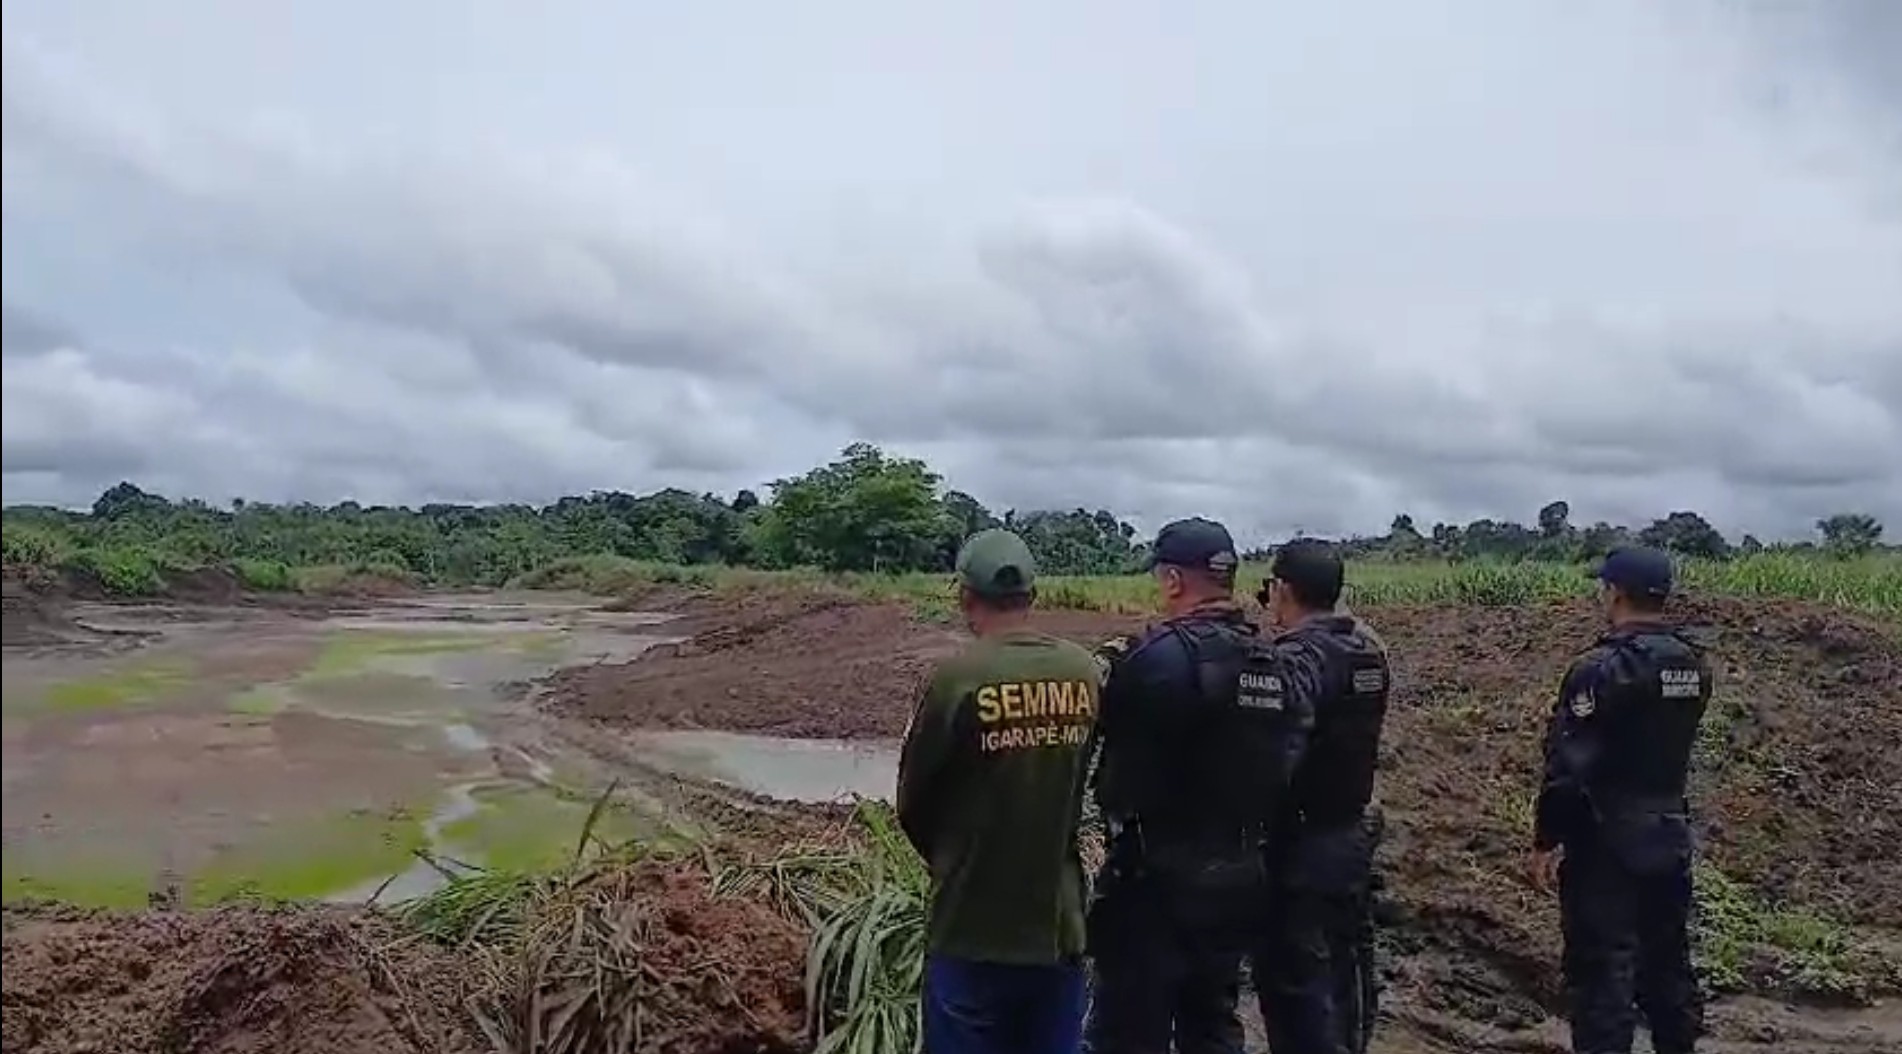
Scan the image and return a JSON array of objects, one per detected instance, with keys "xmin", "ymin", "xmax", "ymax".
[{"xmin": 0, "ymin": 443, "xmax": 1888, "ymax": 590}]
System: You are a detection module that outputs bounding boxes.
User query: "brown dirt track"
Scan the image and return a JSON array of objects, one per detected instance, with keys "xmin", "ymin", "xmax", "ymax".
[{"xmin": 548, "ymin": 584, "xmax": 1902, "ymax": 1049}]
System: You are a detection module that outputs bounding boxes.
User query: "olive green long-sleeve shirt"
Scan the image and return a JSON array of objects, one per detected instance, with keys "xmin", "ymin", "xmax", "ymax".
[{"xmin": 895, "ymin": 629, "xmax": 1101, "ymax": 964}]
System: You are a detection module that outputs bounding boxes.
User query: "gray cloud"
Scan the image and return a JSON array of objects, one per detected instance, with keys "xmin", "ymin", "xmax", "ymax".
[{"xmin": 3, "ymin": 0, "xmax": 1900, "ymax": 543}]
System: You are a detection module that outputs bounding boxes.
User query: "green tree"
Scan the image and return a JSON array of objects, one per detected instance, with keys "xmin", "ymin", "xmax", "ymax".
[
  {"xmin": 1816, "ymin": 513, "xmax": 1883, "ymax": 556},
  {"xmin": 752, "ymin": 443, "xmax": 948, "ymax": 572},
  {"xmin": 1638, "ymin": 511, "xmax": 1730, "ymax": 560}
]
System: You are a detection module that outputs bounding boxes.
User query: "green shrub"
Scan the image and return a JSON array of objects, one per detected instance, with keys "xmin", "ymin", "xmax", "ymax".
[
  {"xmin": 1, "ymin": 522, "xmax": 70, "ymax": 578},
  {"xmin": 230, "ymin": 558, "xmax": 295, "ymax": 592},
  {"xmin": 67, "ymin": 547, "xmax": 165, "ymax": 597}
]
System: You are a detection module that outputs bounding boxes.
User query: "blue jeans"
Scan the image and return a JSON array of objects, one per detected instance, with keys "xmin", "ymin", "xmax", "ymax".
[{"xmin": 923, "ymin": 954, "xmax": 1087, "ymax": 1054}]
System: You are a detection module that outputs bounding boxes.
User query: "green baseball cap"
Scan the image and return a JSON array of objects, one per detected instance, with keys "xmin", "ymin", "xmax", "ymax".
[{"xmin": 955, "ymin": 528, "xmax": 1038, "ymax": 598}]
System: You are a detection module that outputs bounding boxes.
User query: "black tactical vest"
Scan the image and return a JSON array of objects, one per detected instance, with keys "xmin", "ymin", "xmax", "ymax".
[
  {"xmin": 1285, "ymin": 615, "xmax": 1391, "ymax": 829},
  {"xmin": 1099, "ymin": 609, "xmax": 1305, "ymax": 846},
  {"xmin": 1586, "ymin": 626, "xmax": 1711, "ymax": 804}
]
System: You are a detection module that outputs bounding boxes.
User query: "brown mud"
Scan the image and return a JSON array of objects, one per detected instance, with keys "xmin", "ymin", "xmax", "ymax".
[
  {"xmin": 2, "ymin": 902, "xmax": 478, "ymax": 1054},
  {"xmin": 6, "ymin": 583, "xmax": 1897, "ymax": 1053},
  {"xmin": 2, "ymin": 854, "xmax": 809, "ymax": 1054},
  {"xmin": 547, "ymin": 584, "xmax": 1902, "ymax": 1051},
  {"xmin": 1, "ymin": 566, "xmax": 376, "ymax": 655}
]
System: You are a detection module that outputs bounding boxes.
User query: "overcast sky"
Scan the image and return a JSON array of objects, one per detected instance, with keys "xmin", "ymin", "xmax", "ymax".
[{"xmin": 3, "ymin": 0, "xmax": 1898, "ymax": 544}]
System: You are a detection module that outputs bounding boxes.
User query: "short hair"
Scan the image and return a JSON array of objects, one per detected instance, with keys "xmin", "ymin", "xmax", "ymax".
[
  {"xmin": 963, "ymin": 584, "xmax": 1034, "ymax": 613},
  {"xmin": 1269, "ymin": 540, "xmax": 1345, "ymax": 610}
]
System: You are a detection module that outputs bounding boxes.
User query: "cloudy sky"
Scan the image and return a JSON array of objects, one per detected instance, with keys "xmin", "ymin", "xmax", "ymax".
[{"xmin": 3, "ymin": 0, "xmax": 1898, "ymax": 544}]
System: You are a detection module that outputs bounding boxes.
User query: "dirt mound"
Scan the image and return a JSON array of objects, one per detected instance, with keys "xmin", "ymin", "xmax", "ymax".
[
  {"xmin": 462, "ymin": 857, "xmax": 807, "ymax": 1054},
  {"xmin": 2, "ymin": 855, "xmax": 810, "ymax": 1054},
  {"xmin": 1364, "ymin": 594, "xmax": 1902, "ymax": 1021},
  {"xmin": 546, "ymin": 587, "xmax": 969, "ymax": 739},
  {"xmin": 1, "ymin": 902, "xmax": 478, "ymax": 1054}
]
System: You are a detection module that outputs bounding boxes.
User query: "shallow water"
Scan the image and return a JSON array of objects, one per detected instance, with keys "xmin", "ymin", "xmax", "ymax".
[
  {"xmin": 2, "ymin": 592, "xmax": 685, "ymax": 907},
  {"xmin": 625, "ymin": 729, "xmax": 900, "ymax": 804}
]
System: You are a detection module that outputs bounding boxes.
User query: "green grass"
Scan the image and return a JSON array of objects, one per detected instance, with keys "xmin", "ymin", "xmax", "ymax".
[
  {"xmin": 1693, "ymin": 861, "xmax": 1879, "ymax": 999},
  {"xmin": 510, "ymin": 551, "xmax": 1902, "ymax": 622},
  {"xmin": 36, "ymin": 658, "xmax": 195, "ymax": 712},
  {"xmin": 717, "ymin": 799, "xmax": 928, "ymax": 1054}
]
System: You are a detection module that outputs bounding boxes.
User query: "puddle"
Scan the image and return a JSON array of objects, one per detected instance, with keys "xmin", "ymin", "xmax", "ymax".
[
  {"xmin": 626, "ymin": 730, "xmax": 899, "ymax": 804},
  {"xmin": 5, "ymin": 593, "xmax": 697, "ymax": 909},
  {"xmin": 441, "ymin": 723, "xmax": 491, "ymax": 753},
  {"xmin": 326, "ymin": 782, "xmax": 487, "ymax": 905}
]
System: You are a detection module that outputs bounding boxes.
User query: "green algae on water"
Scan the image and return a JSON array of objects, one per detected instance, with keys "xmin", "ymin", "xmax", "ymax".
[
  {"xmin": 3, "ymin": 855, "xmax": 154, "ymax": 909},
  {"xmin": 306, "ymin": 630, "xmax": 499, "ymax": 679},
  {"xmin": 38, "ymin": 658, "xmax": 195, "ymax": 713},
  {"xmin": 439, "ymin": 784, "xmax": 671, "ymax": 873},
  {"xmin": 189, "ymin": 805, "xmax": 428, "ymax": 905}
]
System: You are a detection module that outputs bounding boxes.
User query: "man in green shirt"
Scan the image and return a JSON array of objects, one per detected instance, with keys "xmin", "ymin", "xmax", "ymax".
[{"xmin": 897, "ymin": 527, "xmax": 1102, "ymax": 1054}]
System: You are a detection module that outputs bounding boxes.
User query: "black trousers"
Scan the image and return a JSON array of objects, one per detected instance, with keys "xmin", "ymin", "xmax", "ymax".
[
  {"xmin": 1082, "ymin": 867, "xmax": 1248, "ymax": 1054},
  {"xmin": 1254, "ymin": 885, "xmax": 1352, "ymax": 1054},
  {"xmin": 1560, "ymin": 845, "xmax": 1703, "ymax": 1054}
]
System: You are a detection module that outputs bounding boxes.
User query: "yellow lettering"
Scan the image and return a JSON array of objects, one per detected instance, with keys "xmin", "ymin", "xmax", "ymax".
[
  {"xmin": 1025, "ymin": 681, "xmax": 1047, "ymax": 718},
  {"xmin": 976, "ymin": 685, "xmax": 1001, "ymax": 724},
  {"xmin": 1001, "ymin": 683, "xmax": 1023, "ymax": 720},
  {"xmin": 1075, "ymin": 681, "xmax": 1097, "ymax": 717},
  {"xmin": 1048, "ymin": 682, "xmax": 1066, "ymax": 717}
]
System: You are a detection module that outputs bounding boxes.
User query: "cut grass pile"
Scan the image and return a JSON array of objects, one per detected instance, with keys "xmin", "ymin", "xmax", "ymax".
[
  {"xmin": 395, "ymin": 784, "xmax": 808, "ymax": 1054},
  {"xmin": 399, "ymin": 794, "xmax": 926, "ymax": 1054},
  {"xmin": 717, "ymin": 800, "xmax": 929, "ymax": 1054}
]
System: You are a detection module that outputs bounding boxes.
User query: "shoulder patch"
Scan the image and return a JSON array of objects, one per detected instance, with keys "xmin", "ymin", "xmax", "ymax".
[
  {"xmin": 1660, "ymin": 668, "xmax": 1703, "ymax": 699},
  {"xmin": 1351, "ymin": 667, "xmax": 1388, "ymax": 694},
  {"xmin": 1568, "ymin": 689, "xmax": 1597, "ymax": 718}
]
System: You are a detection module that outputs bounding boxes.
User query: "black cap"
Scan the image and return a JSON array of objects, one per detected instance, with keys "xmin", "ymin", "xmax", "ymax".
[
  {"xmin": 1268, "ymin": 539, "xmax": 1345, "ymax": 609},
  {"xmin": 1145, "ymin": 517, "xmax": 1239, "ymax": 577},
  {"xmin": 1595, "ymin": 546, "xmax": 1674, "ymax": 601}
]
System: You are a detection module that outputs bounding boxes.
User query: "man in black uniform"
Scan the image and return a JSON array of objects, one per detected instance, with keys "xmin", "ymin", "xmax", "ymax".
[
  {"xmin": 1251, "ymin": 540, "xmax": 1391, "ymax": 1054},
  {"xmin": 1530, "ymin": 546, "xmax": 1712, "ymax": 1054},
  {"xmin": 1083, "ymin": 517, "xmax": 1315, "ymax": 1054}
]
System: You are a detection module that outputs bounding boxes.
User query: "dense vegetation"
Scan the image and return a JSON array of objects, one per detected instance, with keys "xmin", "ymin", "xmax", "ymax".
[{"xmin": 3, "ymin": 442, "xmax": 1893, "ymax": 612}]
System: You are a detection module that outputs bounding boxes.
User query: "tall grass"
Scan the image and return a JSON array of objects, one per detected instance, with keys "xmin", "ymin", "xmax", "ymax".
[
  {"xmin": 717, "ymin": 799, "xmax": 928, "ymax": 1054},
  {"xmin": 515, "ymin": 551, "xmax": 1902, "ymax": 622}
]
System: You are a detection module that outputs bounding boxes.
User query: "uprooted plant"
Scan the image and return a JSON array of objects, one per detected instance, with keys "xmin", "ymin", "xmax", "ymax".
[
  {"xmin": 392, "ymin": 783, "xmax": 807, "ymax": 1054},
  {"xmin": 716, "ymin": 798, "xmax": 930, "ymax": 1054}
]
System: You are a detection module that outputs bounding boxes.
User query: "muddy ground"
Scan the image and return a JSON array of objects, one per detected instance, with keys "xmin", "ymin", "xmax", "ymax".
[
  {"xmin": 548, "ymin": 584, "xmax": 1902, "ymax": 1052},
  {"xmin": 2, "ymin": 854, "xmax": 811, "ymax": 1054},
  {"xmin": 5, "ymin": 578, "xmax": 1898, "ymax": 1053}
]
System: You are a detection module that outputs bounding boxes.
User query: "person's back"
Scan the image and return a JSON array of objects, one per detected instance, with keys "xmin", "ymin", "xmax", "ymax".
[
  {"xmin": 897, "ymin": 528, "xmax": 1100, "ymax": 1054},
  {"xmin": 1253, "ymin": 542, "xmax": 1392, "ymax": 1054},
  {"xmin": 1084, "ymin": 518, "xmax": 1313, "ymax": 1054},
  {"xmin": 1531, "ymin": 547, "xmax": 1712, "ymax": 1054},
  {"xmin": 906, "ymin": 629, "xmax": 1100, "ymax": 961}
]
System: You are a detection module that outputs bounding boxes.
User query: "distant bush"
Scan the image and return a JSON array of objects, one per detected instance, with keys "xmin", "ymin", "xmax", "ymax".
[
  {"xmin": 68, "ymin": 546, "xmax": 165, "ymax": 597},
  {"xmin": 230, "ymin": 558, "xmax": 296, "ymax": 592},
  {"xmin": 1, "ymin": 523, "xmax": 69, "ymax": 573}
]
